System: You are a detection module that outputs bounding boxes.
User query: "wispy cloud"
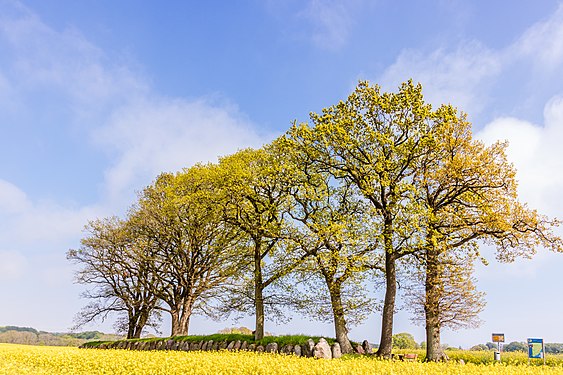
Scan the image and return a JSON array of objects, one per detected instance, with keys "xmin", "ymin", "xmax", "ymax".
[
  {"xmin": 379, "ymin": 41, "xmax": 501, "ymax": 117},
  {"xmin": 96, "ymin": 97, "xmax": 266, "ymax": 205},
  {"xmin": 297, "ymin": 0, "xmax": 367, "ymax": 51}
]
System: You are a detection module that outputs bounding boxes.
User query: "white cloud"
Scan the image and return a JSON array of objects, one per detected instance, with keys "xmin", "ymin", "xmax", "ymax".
[
  {"xmin": 0, "ymin": 250, "xmax": 27, "ymax": 281},
  {"xmin": 513, "ymin": 4, "xmax": 563, "ymax": 71},
  {"xmin": 0, "ymin": 179, "xmax": 32, "ymax": 214},
  {"xmin": 96, "ymin": 97, "xmax": 267, "ymax": 203},
  {"xmin": 379, "ymin": 42, "xmax": 501, "ymax": 116},
  {"xmin": 297, "ymin": 0, "xmax": 366, "ymax": 50},
  {"xmin": 477, "ymin": 96, "xmax": 563, "ymax": 215}
]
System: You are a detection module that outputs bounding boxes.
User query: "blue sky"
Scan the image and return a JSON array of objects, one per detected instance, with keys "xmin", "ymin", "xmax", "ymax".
[{"xmin": 1, "ymin": 0, "xmax": 563, "ymax": 348}]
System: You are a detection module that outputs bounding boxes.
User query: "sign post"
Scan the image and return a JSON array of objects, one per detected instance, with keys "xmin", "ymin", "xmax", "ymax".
[
  {"xmin": 528, "ymin": 338, "xmax": 545, "ymax": 365},
  {"xmin": 492, "ymin": 333, "xmax": 504, "ymax": 362}
]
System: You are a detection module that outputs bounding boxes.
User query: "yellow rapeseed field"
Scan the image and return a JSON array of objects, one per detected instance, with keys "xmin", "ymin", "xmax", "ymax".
[{"xmin": 1, "ymin": 343, "xmax": 563, "ymax": 375}]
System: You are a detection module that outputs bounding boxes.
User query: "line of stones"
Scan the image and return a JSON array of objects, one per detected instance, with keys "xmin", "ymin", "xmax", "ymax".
[{"xmin": 82, "ymin": 338, "xmax": 374, "ymax": 360}]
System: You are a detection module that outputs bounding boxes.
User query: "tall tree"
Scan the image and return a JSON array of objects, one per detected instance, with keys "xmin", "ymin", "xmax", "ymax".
[
  {"xmin": 287, "ymin": 81, "xmax": 433, "ymax": 357},
  {"xmin": 68, "ymin": 217, "xmax": 160, "ymax": 339},
  {"xmin": 413, "ymin": 106, "xmax": 562, "ymax": 361},
  {"xmin": 132, "ymin": 167, "xmax": 244, "ymax": 336},
  {"xmin": 217, "ymin": 147, "xmax": 303, "ymax": 340},
  {"xmin": 279, "ymin": 136, "xmax": 378, "ymax": 354}
]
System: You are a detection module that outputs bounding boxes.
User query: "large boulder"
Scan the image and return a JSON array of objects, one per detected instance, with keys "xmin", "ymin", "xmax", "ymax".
[
  {"xmin": 293, "ymin": 345, "xmax": 302, "ymax": 357},
  {"xmin": 280, "ymin": 344, "xmax": 293, "ymax": 355},
  {"xmin": 265, "ymin": 342, "xmax": 278, "ymax": 353},
  {"xmin": 354, "ymin": 343, "xmax": 365, "ymax": 354},
  {"xmin": 303, "ymin": 339, "xmax": 315, "ymax": 357},
  {"xmin": 313, "ymin": 338, "xmax": 332, "ymax": 359}
]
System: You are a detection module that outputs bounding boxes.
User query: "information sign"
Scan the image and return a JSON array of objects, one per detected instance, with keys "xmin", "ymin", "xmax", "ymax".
[
  {"xmin": 528, "ymin": 338, "xmax": 544, "ymax": 359},
  {"xmin": 492, "ymin": 333, "xmax": 505, "ymax": 343}
]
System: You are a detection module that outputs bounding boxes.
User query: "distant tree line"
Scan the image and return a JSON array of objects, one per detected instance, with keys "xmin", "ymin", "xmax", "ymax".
[
  {"xmin": 471, "ymin": 341, "xmax": 563, "ymax": 354},
  {"xmin": 68, "ymin": 81, "xmax": 562, "ymax": 361},
  {"xmin": 0, "ymin": 326, "xmax": 120, "ymax": 346}
]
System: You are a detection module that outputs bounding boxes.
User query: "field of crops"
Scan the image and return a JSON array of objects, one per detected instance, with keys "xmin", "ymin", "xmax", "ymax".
[{"xmin": 2, "ymin": 343, "xmax": 563, "ymax": 375}]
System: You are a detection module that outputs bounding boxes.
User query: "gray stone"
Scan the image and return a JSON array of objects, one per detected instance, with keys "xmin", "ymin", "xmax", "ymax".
[
  {"xmin": 227, "ymin": 341, "xmax": 235, "ymax": 350},
  {"xmin": 233, "ymin": 340, "xmax": 242, "ymax": 350},
  {"xmin": 149, "ymin": 341, "xmax": 158, "ymax": 350},
  {"xmin": 240, "ymin": 341, "xmax": 248, "ymax": 351},
  {"xmin": 219, "ymin": 341, "xmax": 228, "ymax": 350},
  {"xmin": 354, "ymin": 344, "xmax": 365, "ymax": 354},
  {"xmin": 293, "ymin": 345, "xmax": 302, "ymax": 357},
  {"xmin": 362, "ymin": 340, "xmax": 372, "ymax": 354},
  {"xmin": 255, "ymin": 345, "xmax": 264, "ymax": 353},
  {"xmin": 313, "ymin": 338, "xmax": 332, "ymax": 359},
  {"xmin": 303, "ymin": 339, "xmax": 315, "ymax": 357},
  {"xmin": 166, "ymin": 339, "xmax": 175, "ymax": 350},
  {"xmin": 212, "ymin": 342, "xmax": 219, "ymax": 351},
  {"xmin": 331, "ymin": 343, "xmax": 342, "ymax": 359},
  {"xmin": 281, "ymin": 344, "xmax": 293, "ymax": 355},
  {"xmin": 248, "ymin": 344, "xmax": 256, "ymax": 351},
  {"xmin": 206, "ymin": 340, "xmax": 214, "ymax": 351},
  {"xmin": 265, "ymin": 342, "xmax": 278, "ymax": 353},
  {"xmin": 459, "ymin": 359, "xmax": 465, "ymax": 365},
  {"xmin": 190, "ymin": 342, "xmax": 199, "ymax": 351},
  {"xmin": 178, "ymin": 341, "xmax": 188, "ymax": 351}
]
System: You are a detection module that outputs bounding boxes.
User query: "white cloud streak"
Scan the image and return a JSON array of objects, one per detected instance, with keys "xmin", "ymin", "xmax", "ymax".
[{"xmin": 297, "ymin": 0, "xmax": 366, "ymax": 50}]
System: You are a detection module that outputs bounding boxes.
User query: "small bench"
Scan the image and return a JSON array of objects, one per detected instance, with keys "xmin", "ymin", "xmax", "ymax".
[{"xmin": 393, "ymin": 353, "xmax": 418, "ymax": 361}]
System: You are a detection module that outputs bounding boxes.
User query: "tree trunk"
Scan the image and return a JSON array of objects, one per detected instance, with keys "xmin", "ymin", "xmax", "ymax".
[
  {"xmin": 170, "ymin": 309, "xmax": 181, "ymax": 336},
  {"xmin": 131, "ymin": 308, "xmax": 151, "ymax": 339},
  {"xmin": 254, "ymin": 242, "xmax": 265, "ymax": 341},
  {"xmin": 126, "ymin": 312, "xmax": 136, "ymax": 339},
  {"xmin": 328, "ymin": 284, "xmax": 353, "ymax": 354},
  {"xmin": 377, "ymin": 221, "xmax": 397, "ymax": 358},
  {"xmin": 177, "ymin": 315, "xmax": 190, "ymax": 336},
  {"xmin": 425, "ymin": 241, "xmax": 448, "ymax": 361}
]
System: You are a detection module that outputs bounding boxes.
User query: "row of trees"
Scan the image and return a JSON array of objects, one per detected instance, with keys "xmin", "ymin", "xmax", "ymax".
[{"xmin": 69, "ymin": 81, "xmax": 562, "ymax": 361}]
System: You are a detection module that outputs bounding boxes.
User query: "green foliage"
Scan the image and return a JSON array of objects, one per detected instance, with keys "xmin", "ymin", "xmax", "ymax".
[
  {"xmin": 392, "ymin": 333, "xmax": 419, "ymax": 349},
  {"xmin": 0, "ymin": 326, "xmax": 38, "ymax": 334},
  {"xmin": 470, "ymin": 344, "xmax": 489, "ymax": 351},
  {"xmin": 503, "ymin": 341, "xmax": 527, "ymax": 352}
]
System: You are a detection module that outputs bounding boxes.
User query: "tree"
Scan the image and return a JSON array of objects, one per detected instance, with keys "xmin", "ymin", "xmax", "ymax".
[
  {"xmin": 470, "ymin": 344, "xmax": 488, "ymax": 351},
  {"xmin": 278, "ymin": 136, "xmax": 378, "ymax": 354},
  {"xmin": 287, "ymin": 81, "xmax": 434, "ymax": 357},
  {"xmin": 131, "ymin": 167, "xmax": 245, "ymax": 336},
  {"xmin": 504, "ymin": 341, "xmax": 527, "ymax": 352},
  {"xmin": 392, "ymin": 332, "xmax": 419, "ymax": 349},
  {"xmin": 68, "ymin": 217, "xmax": 160, "ymax": 339},
  {"xmin": 217, "ymin": 147, "xmax": 304, "ymax": 340},
  {"xmin": 411, "ymin": 106, "xmax": 562, "ymax": 361}
]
